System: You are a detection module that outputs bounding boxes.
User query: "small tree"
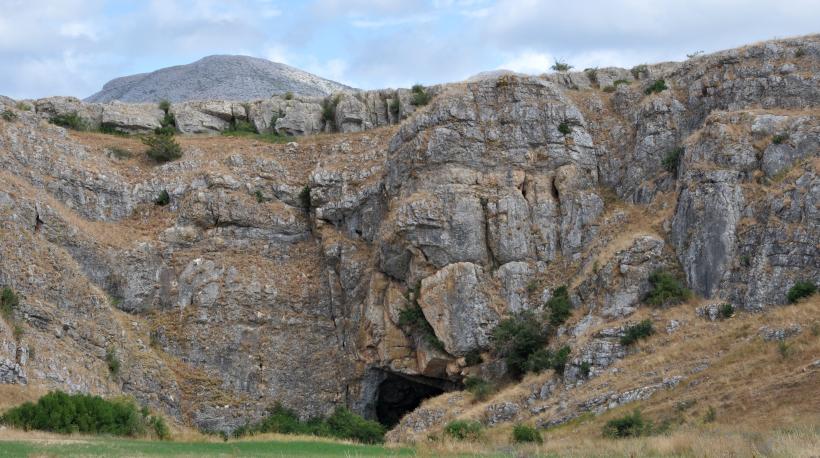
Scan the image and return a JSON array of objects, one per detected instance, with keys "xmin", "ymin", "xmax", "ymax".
[
  {"xmin": 143, "ymin": 134, "xmax": 182, "ymax": 163},
  {"xmin": 1, "ymin": 287, "xmax": 20, "ymax": 321},
  {"xmin": 663, "ymin": 147, "xmax": 684, "ymax": 175},
  {"xmin": 620, "ymin": 319, "xmax": 654, "ymax": 346},
  {"xmin": 410, "ymin": 84, "xmax": 431, "ymax": 106},
  {"xmin": 645, "ymin": 270, "xmax": 691, "ymax": 307},
  {"xmin": 512, "ymin": 424, "xmax": 543, "ymax": 444},
  {"xmin": 603, "ymin": 410, "xmax": 649, "ymax": 438},
  {"xmin": 546, "ymin": 285, "xmax": 572, "ymax": 327},
  {"xmin": 299, "ymin": 185, "xmax": 312, "ymax": 210},
  {"xmin": 551, "ymin": 60, "xmax": 573, "ymax": 72},
  {"xmin": 491, "ymin": 311, "xmax": 548, "ymax": 378}
]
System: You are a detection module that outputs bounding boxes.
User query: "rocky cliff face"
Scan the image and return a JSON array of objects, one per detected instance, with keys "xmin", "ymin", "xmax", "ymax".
[{"xmin": 0, "ymin": 35, "xmax": 817, "ymax": 434}]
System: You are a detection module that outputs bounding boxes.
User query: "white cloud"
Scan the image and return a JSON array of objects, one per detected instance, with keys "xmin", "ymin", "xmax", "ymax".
[{"xmin": 498, "ymin": 51, "xmax": 554, "ymax": 74}]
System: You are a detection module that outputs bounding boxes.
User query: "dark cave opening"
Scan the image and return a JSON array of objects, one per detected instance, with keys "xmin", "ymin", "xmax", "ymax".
[{"xmin": 375, "ymin": 372, "xmax": 449, "ymax": 427}]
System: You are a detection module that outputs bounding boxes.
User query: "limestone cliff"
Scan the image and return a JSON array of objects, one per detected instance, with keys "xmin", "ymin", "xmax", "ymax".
[{"xmin": 0, "ymin": 35, "xmax": 817, "ymax": 434}]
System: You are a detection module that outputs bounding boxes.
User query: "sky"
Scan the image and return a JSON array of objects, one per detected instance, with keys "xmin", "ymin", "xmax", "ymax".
[{"xmin": 0, "ymin": 0, "xmax": 818, "ymax": 100}]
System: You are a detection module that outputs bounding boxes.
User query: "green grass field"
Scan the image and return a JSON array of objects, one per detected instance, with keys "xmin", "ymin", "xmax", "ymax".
[{"xmin": 0, "ymin": 438, "xmax": 415, "ymax": 458}]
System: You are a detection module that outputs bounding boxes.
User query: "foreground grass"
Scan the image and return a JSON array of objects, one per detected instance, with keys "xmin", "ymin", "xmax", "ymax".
[{"xmin": 0, "ymin": 437, "xmax": 413, "ymax": 458}]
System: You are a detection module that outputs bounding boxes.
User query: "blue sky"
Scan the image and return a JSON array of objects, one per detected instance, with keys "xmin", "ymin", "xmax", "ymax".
[{"xmin": 0, "ymin": 0, "xmax": 818, "ymax": 99}]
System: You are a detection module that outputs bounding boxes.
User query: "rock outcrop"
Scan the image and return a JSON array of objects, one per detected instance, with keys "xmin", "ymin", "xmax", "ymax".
[{"xmin": 0, "ymin": 35, "xmax": 818, "ymax": 435}]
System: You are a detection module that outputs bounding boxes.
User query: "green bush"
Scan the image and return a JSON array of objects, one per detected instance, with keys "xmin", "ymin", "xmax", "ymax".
[
  {"xmin": 526, "ymin": 345, "xmax": 571, "ymax": 375},
  {"xmin": 551, "ymin": 60, "xmax": 573, "ymax": 72},
  {"xmin": 663, "ymin": 147, "xmax": 684, "ymax": 175},
  {"xmin": 602, "ymin": 85, "xmax": 616, "ymax": 93},
  {"xmin": 584, "ymin": 68, "xmax": 598, "ymax": 86},
  {"xmin": 15, "ymin": 102, "xmax": 31, "ymax": 111},
  {"xmin": 284, "ymin": 92, "xmax": 294, "ymax": 100},
  {"xmin": 602, "ymin": 410, "xmax": 649, "ymax": 438},
  {"xmin": 50, "ymin": 111, "xmax": 87, "ymax": 130},
  {"xmin": 645, "ymin": 270, "xmax": 691, "ymax": 307},
  {"xmin": 298, "ymin": 185, "xmax": 312, "ymax": 210},
  {"xmin": 580, "ymin": 361, "xmax": 591, "ymax": 378},
  {"xmin": 491, "ymin": 311, "xmax": 548, "ymax": 378},
  {"xmin": 389, "ymin": 97, "xmax": 400, "ymax": 116},
  {"xmin": 512, "ymin": 424, "xmax": 542, "ymax": 444},
  {"xmin": 644, "ymin": 79, "xmax": 668, "ymax": 95},
  {"xmin": 444, "ymin": 420, "xmax": 483, "ymax": 440},
  {"xmin": 143, "ymin": 133, "xmax": 182, "ymax": 163},
  {"xmin": 154, "ymin": 190, "xmax": 170, "ymax": 206},
  {"xmin": 718, "ymin": 303, "xmax": 734, "ymax": 319},
  {"xmin": 546, "ymin": 285, "xmax": 572, "ymax": 327},
  {"xmin": 464, "ymin": 349, "xmax": 483, "ymax": 366},
  {"xmin": 106, "ymin": 347, "xmax": 121, "ymax": 376},
  {"xmin": 787, "ymin": 281, "xmax": 816, "ymax": 303},
  {"xmin": 464, "ymin": 377, "xmax": 495, "ymax": 401},
  {"xmin": 620, "ymin": 319, "xmax": 654, "ymax": 346},
  {"xmin": 703, "ymin": 406, "xmax": 716, "ymax": 423},
  {"xmin": 227, "ymin": 119, "xmax": 257, "ymax": 134},
  {"xmin": 613, "ymin": 79, "xmax": 630, "ymax": 86},
  {"xmin": 321, "ymin": 95, "xmax": 340, "ymax": 125},
  {"xmin": 150, "ymin": 415, "xmax": 171, "ymax": 440},
  {"xmin": 1, "ymin": 287, "xmax": 20, "ymax": 321},
  {"xmin": 631, "ymin": 64, "xmax": 648, "ymax": 79},
  {"xmin": 158, "ymin": 100, "xmax": 171, "ymax": 113},
  {"xmin": 0, "ymin": 391, "xmax": 160, "ymax": 437},
  {"xmin": 558, "ymin": 122, "xmax": 572, "ymax": 135},
  {"xmin": 772, "ymin": 134, "xmax": 788, "ymax": 145},
  {"xmin": 2, "ymin": 109, "xmax": 17, "ymax": 122},
  {"xmin": 398, "ymin": 298, "xmax": 445, "ymax": 352},
  {"xmin": 234, "ymin": 403, "xmax": 384, "ymax": 444},
  {"xmin": 410, "ymin": 84, "xmax": 432, "ymax": 107}
]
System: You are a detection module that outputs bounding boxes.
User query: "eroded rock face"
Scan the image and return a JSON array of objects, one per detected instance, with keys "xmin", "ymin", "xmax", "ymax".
[
  {"xmin": 418, "ymin": 263, "xmax": 501, "ymax": 356},
  {"xmin": 0, "ymin": 35, "xmax": 818, "ymax": 435}
]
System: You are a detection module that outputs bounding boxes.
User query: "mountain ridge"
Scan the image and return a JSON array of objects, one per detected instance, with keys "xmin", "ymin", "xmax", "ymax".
[{"xmin": 85, "ymin": 54, "xmax": 353, "ymax": 103}]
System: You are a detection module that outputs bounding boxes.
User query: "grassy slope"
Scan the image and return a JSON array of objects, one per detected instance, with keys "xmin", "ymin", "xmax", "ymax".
[{"xmin": 0, "ymin": 437, "xmax": 413, "ymax": 458}]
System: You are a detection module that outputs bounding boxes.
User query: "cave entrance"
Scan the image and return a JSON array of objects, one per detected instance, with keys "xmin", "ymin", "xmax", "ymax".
[{"xmin": 375, "ymin": 372, "xmax": 453, "ymax": 427}]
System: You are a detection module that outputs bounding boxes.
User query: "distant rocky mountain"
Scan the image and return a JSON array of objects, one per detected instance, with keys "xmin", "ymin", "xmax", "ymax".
[{"xmin": 85, "ymin": 55, "xmax": 353, "ymax": 103}]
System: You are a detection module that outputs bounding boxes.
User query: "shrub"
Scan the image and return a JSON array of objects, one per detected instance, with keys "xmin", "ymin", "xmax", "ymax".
[
  {"xmin": 584, "ymin": 67, "xmax": 598, "ymax": 86},
  {"xmin": 580, "ymin": 361, "xmax": 591, "ymax": 378},
  {"xmin": 325, "ymin": 407, "xmax": 385, "ymax": 444},
  {"xmin": 490, "ymin": 311, "xmax": 548, "ymax": 377},
  {"xmin": 464, "ymin": 377, "xmax": 495, "ymax": 401},
  {"xmin": 551, "ymin": 60, "xmax": 573, "ymax": 72},
  {"xmin": 284, "ymin": 91, "xmax": 294, "ymax": 100},
  {"xmin": 158, "ymin": 100, "xmax": 171, "ymax": 113},
  {"xmin": 15, "ymin": 102, "xmax": 31, "ymax": 111},
  {"xmin": 620, "ymin": 319, "xmax": 654, "ymax": 346},
  {"xmin": 444, "ymin": 420, "xmax": 483, "ymax": 440},
  {"xmin": 546, "ymin": 285, "xmax": 572, "ymax": 327},
  {"xmin": 155, "ymin": 100, "xmax": 176, "ymax": 135},
  {"xmin": 255, "ymin": 190, "xmax": 266, "ymax": 203},
  {"xmin": 663, "ymin": 147, "xmax": 684, "ymax": 175},
  {"xmin": 558, "ymin": 122, "xmax": 572, "ymax": 135},
  {"xmin": 526, "ymin": 345, "xmax": 571, "ymax": 375},
  {"xmin": 398, "ymin": 299, "xmax": 445, "ymax": 352},
  {"xmin": 154, "ymin": 190, "xmax": 170, "ymax": 206},
  {"xmin": 410, "ymin": 84, "xmax": 431, "ymax": 106},
  {"xmin": 389, "ymin": 97, "xmax": 400, "ymax": 116},
  {"xmin": 772, "ymin": 134, "xmax": 788, "ymax": 145},
  {"xmin": 795, "ymin": 48, "xmax": 806, "ymax": 58},
  {"xmin": 13, "ymin": 324, "xmax": 24, "ymax": 340},
  {"xmin": 1, "ymin": 287, "xmax": 20, "ymax": 321},
  {"xmin": 602, "ymin": 410, "xmax": 649, "ymax": 438},
  {"xmin": 1, "ymin": 391, "xmax": 155, "ymax": 437},
  {"xmin": 227, "ymin": 119, "xmax": 257, "ymax": 134},
  {"xmin": 703, "ymin": 406, "xmax": 716, "ymax": 423},
  {"xmin": 718, "ymin": 303, "xmax": 734, "ymax": 319},
  {"xmin": 321, "ymin": 95, "xmax": 340, "ymax": 125},
  {"xmin": 106, "ymin": 347, "xmax": 121, "ymax": 376},
  {"xmin": 631, "ymin": 64, "xmax": 648, "ymax": 79},
  {"xmin": 512, "ymin": 424, "xmax": 542, "ymax": 444},
  {"xmin": 234, "ymin": 403, "xmax": 384, "ymax": 444},
  {"xmin": 644, "ymin": 79, "xmax": 668, "ymax": 95},
  {"xmin": 108, "ymin": 147, "xmax": 132, "ymax": 159},
  {"xmin": 787, "ymin": 281, "xmax": 817, "ymax": 303},
  {"xmin": 143, "ymin": 134, "xmax": 182, "ymax": 163},
  {"xmin": 149, "ymin": 416, "xmax": 171, "ymax": 440},
  {"xmin": 50, "ymin": 111, "xmax": 87, "ymax": 131},
  {"xmin": 602, "ymin": 85, "xmax": 616, "ymax": 93},
  {"xmin": 614, "ymin": 79, "xmax": 630, "ymax": 86},
  {"xmin": 299, "ymin": 185, "xmax": 312, "ymax": 210},
  {"xmin": 645, "ymin": 270, "xmax": 691, "ymax": 307},
  {"xmin": 2, "ymin": 109, "xmax": 17, "ymax": 122},
  {"xmin": 464, "ymin": 349, "xmax": 483, "ymax": 366}
]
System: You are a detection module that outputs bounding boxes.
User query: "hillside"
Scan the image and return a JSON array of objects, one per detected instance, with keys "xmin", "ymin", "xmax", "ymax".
[
  {"xmin": 0, "ymin": 34, "xmax": 818, "ymax": 454},
  {"xmin": 85, "ymin": 55, "xmax": 353, "ymax": 103}
]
